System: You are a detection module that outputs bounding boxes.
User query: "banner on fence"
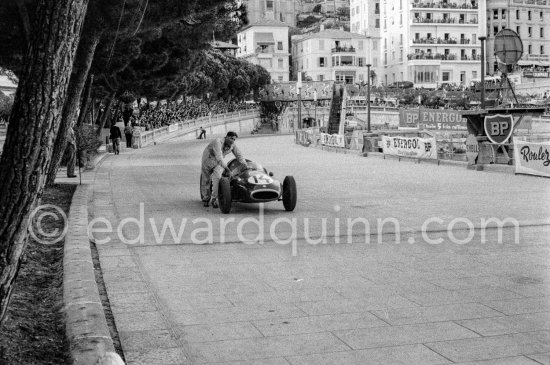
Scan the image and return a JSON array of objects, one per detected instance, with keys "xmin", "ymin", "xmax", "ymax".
[
  {"xmin": 382, "ymin": 136, "xmax": 437, "ymax": 159},
  {"xmin": 513, "ymin": 138, "xmax": 550, "ymax": 178},
  {"xmin": 168, "ymin": 124, "xmax": 178, "ymax": 133},
  {"xmin": 320, "ymin": 133, "xmax": 345, "ymax": 148},
  {"xmin": 399, "ymin": 108, "xmax": 467, "ymax": 131}
]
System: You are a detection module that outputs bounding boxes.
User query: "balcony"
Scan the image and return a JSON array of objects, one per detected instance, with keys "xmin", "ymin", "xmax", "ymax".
[
  {"xmin": 407, "ymin": 52, "xmax": 481, "ymax": 61},
  {"xmin": 331, "ymin": 46, "xmax": 356, "ymax": 53},
  {"xmin": 412, "ymin": 37, "xmax": 472, "ymax": 45},
  {"xmin": 411, "ymin": 1, "xmax": 478, "ymax": 9},
  {"xmin": 412, "ymin": 17, "xmax": 478, "ymax": 24}
]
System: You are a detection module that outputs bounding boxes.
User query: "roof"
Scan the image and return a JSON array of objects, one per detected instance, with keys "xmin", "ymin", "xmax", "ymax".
[
  {"xmin": 292, "ymin": 29, "xmax": 368, "ymax": 43},
  {"xmin": 211, "ymin": 40, "xmax": 238, "ymax": 49},
  {"xmin": 240, "ymin": 18, "xmax": 290, "ymax": 31}
]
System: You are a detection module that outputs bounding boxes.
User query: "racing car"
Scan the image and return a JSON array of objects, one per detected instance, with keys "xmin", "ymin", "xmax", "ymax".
[{"xmin": 200, "ymin": 158, "xmax": 297, "ymax": 214}]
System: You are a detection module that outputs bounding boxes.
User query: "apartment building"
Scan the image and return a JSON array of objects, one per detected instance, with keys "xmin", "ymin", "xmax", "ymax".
[
  {"xmin": 352, "ymin": 0, "xmax": 486, "ymax": 88},
  {"xmin": 291, "ymin": 27, "xmax": 372, "ymax": 84},
  {"xmin": 486, "ymin": 0, "xmax": 550, "ymax": 76},
  {"xmin": 349, "ymin": 0, "xmax": 381, "ymax": 83},
  {"xmin": 236, "ymin": 18, "xmax": 290, "ymax": 82},
  {"xmin": 240, "ymin": 0, "xmax": 297, "ymax": 27}
]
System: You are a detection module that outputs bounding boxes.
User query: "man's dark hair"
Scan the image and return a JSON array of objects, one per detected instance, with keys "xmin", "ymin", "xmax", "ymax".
[{"xmin": 226, "ymin": 131, "xmax": 238, "ymax": 138}]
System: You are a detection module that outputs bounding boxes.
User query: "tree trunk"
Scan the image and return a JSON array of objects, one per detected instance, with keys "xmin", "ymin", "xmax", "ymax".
[
  {"xmin": 96, "ymin": 92, "xmax": 116, "ymax": 136},
  {"xmin": 46, "ymin": 29, "xmax": 101, "ymax": 187},
  {"xmin": 77, "ymin": 74, "xmax": 94, "ymax": 127},
  {"xmin": 0, "ymin": 0, "xmax": 89, "ymax": 324}
]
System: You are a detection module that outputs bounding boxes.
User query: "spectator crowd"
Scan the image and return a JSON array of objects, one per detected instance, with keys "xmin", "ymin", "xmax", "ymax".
[{"xmin": 132, "ymin": 99, "xmax": 254, "ymax": 130}]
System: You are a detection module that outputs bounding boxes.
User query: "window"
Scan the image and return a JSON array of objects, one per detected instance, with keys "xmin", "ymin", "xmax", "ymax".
[
  {"xmin": 278, "ymin": 76, "xmax": 283, "ymax": 82},
  {"xmin": 528, "ymin": 27, "xmax": 532, "ymax": 37},
  {"xmin": 541, "ymin": 28, "xmax": 544, "ymax": 38},
  {"xmin": 516, "ymin": 9, "xmax": 520, "ymax": 20},
  {"xmin": 319, "ymin": 57, "xmax": 325, "ymax": 67},
  {"xmin": 472, "ymin": 71, "xmax": 477, "ymax": 79},
  {"xmin": 373, "ymin": 40, "xmax": 378, "ymax": 50},
  {"xmin": 541, "ymin": 11, "xmax": 544, "ymax": 20},
  {"xmin": 528, "ymin": 11, "xmax": 531, "ymax": 20},
  {"xmin": 400, "ymin": 14, "xmax": 403, "ymax": 26},
  {"xmin": 277, "ymin": 41, "xmax": 283, "ymax": 50},
  {"xmin": 517, "ymin": 26, "xmax": 521, "ymax": 35},
  {"xmin": 400, "ymin": 34, "xmax": 403, "ymax": 45},
  {"xmin": 266, "ymin": 0, "xmax": 273, "ymax": 10},
  {"xmin": 528, "ymin": 44, "xmax": 532, "ymax": 54},
  {"xmin": 317, "ymin": 74, "xmax": 324, "ymax": 81},
  {"xmin": 375, "ymin": 19, "xmax": 380, "ymax": 28},
  {"xmin": 502, "ymin": 9, "xmax": 506, "ymax": 19},
  {"xmin": 442, "ymin": 72, "xmax": 450, "ymax": 81},
  {"xmin": 494, "ymin": 26, "xmax": 499, "ymax": 36},
  {"xmin": 375, "ymin": 3, "xmax": 380, "ymax": 14},
  {"xmin": 493, "ymin": 9, "xmax": 498, "ymax": 19},
  {"xmin": 358, "ymin": 57, "xmax": 364, "ymax": 66},
  {"xmin": 319, "ymin": 40, "xmax": 324, "ymax": 50},
  {"xmin": 541, "ymin": 45, "xmax": 545, "ymax": 55},
  {"xmin": 358, "ymin": 40, "xmax": 364, "ymax": 50},
  {"xmin": 278, "ymin": 58, "xmax": 283, "ymax": 69}
]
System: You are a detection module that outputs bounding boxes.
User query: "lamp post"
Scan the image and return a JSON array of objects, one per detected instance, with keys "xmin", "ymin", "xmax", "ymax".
[
  {"xmin": 297, "ymin": 71, "xmax": 302, "ymax": 129},
  {"xmin": 366, "ymin": 64, "xmax": 372, "ymax": 132},
  {"xmin": 479, "ymin": 36, "xmax": 487, "ymax": 109}
]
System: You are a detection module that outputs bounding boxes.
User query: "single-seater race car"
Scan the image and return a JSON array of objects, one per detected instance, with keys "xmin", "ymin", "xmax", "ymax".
[{"xmin": 201, "ymin": 158, "xmax": 297, "ymax": 214}]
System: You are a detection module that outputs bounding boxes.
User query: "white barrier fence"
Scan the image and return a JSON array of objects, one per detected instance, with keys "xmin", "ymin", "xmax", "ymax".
[{"xmin": 134, "ymin": 109, "xmax": 259, "ymax": 148}]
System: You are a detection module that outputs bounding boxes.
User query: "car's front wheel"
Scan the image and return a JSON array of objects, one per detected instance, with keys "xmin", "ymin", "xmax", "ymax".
[
  {"xmin": 218, "ymin": 177, "xmax": 232, "ymax": 214},
  {"xmin": 282, "ymin": 176, "xmax": 297, "ymax": 212}
]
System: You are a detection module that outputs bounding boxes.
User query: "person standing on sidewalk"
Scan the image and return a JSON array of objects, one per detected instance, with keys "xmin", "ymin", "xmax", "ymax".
[
  {"xmin": 198, "ymin": 126, "xmax": 207, "ymax": 139},
  {"xmin": 110, "ymin": 123, "xmax": 122, "ymax": 155},
  {"xmin": 124, "ymin": 123, "xmax": 134, "ymax": 148},
  {"xmin": 66, "ymin": 122, "xmax": 77, "ymax": 178}
]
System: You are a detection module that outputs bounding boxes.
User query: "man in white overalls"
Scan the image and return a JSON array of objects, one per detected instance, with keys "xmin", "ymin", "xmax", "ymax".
[{"xmin": 200, "ymin": 131, "xmax": 246, "ymax": 208}]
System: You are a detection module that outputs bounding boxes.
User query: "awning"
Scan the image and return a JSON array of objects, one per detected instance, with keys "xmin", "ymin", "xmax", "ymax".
[{"xmin": 255, "ymin": 32, "xmax": 275, "ymax": 44}]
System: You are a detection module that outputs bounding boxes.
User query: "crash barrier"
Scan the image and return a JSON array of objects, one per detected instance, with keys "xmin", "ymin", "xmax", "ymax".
[{"xmin": 134, "ymin": 109, "xmax": 260, "ymax": 148}]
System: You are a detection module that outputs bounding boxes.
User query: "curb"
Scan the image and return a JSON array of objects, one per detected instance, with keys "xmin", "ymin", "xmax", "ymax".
[
  {"xmin": 307, "ymin": 142, "xmax": 517, "ymax": 174},
  {"xmin": 63, "ymin": 185, "xmax": 116, "ymax": 364}
]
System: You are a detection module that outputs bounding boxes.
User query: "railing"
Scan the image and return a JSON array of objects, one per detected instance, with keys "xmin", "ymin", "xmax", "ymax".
[
  {"xmin": 412, "ymin": 1, "xmax": 478, "ymax": 9},
  {"xmin": 407, "ymin": 53, "xmax": 481, "ymax": 61},
  {"xmin": 412, "ymin": 38, "xmax": 471, "ymax": 45},
  {"xmin": 412, "ymin": 18, "xmax": 478, "ymax": 24},
  {"xmin": 331, "ymin": 46, "xmax": 356, "ymax": 53},
  {"xmin": 136, "ymin": 109, "xmax": 259, "ymax": 147}
]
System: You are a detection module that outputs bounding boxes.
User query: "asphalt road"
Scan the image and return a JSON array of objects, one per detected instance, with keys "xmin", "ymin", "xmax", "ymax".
[{"xmin": 89, "ymin": 134, "xmax": 550, "ymax": 364}]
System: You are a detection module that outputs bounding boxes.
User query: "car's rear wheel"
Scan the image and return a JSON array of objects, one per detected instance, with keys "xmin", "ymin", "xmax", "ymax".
[
  {"xmin": 218, "ymin": 177, "xmax": 232, "ymax": 214},
  {"xmin": 282, "ymin": 176, "xmax": 297, "ymax": 212}
]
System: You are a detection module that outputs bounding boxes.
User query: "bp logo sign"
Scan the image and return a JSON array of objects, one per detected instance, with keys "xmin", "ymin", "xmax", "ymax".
[{"xmin": 484, "ymin": 114, "xmax": 514, "ymax": 144}]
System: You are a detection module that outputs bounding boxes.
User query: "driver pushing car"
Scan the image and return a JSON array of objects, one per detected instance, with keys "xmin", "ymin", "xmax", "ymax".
[{"xmin": 201, "ymin": 131, "xmax": 247, "ymax": 208}]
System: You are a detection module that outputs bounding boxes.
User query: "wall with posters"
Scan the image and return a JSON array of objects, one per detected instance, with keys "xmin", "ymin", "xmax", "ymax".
[
  {"xmin": 382, "ymin": 136, "xmax": 438, "ymax": 159},
  {"xmin": 513, "ymin": 138, "xmax": 550, "ymax": 178},
  {"xmin": 399, "ymin": 108, "xmax": 467, "ymax": 131}
]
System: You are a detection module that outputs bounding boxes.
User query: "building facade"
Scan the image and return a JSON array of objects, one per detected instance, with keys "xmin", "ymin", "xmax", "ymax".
[
  {"xmin": 291, "ymin": 28, "xmax": 372, "ymax": 84},
  {"xmin": 486, "ymin": 0, "xmax": 550, "ymax": 76},
  {"xmin": 237, "ymin": 19, "xmax": 290, "ymax": 82},
  {"xmin": 350, "ymin": 0, "xmax": 381, "ymax": 83},
  {"xmin": 241, "ymin": 0, "xmax": 297, "ymax": 27},
  {"xmin": 352, "ymin": 0, "xmax": 486, "ymax": 88}
]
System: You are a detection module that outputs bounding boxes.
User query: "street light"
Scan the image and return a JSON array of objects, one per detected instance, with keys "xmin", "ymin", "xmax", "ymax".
[
  {"xmin": 297, "ymin": 71, "xmax": 302, "ymax": 129},
  {"xmin": 479, "ymin": 36, "xmax": 487, "ymax": 109},
  {"xmin": 367, "ymin": 64, "xmax": 372, "ymax": 132}
]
